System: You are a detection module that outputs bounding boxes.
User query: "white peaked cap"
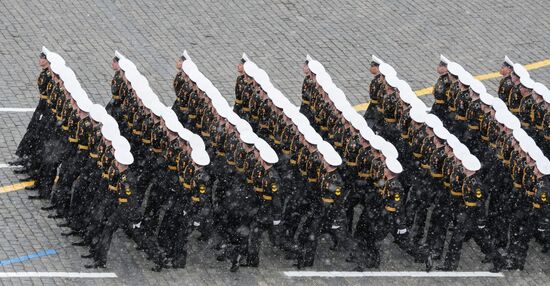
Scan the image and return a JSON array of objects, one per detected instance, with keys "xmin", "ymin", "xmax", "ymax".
[
  {"xmin": 447, "ymin": 62, "xmax": 464, "ymax": 76},
  {"xmin": 316, "ymin": 73, "xmax": 333, "ymax": 90},
  {"xmin": 479, "ymin": 93, "xmax": 494, "ymax": 105},
  {"xmin": 161, "ymin": 106, "xmax": 178, "ymax": 122},
  {"xmin": 381, "ymin": 142, "xmax": 399, "ymax": 159},
  {"xmin": 491, "ymin": 98, "xmax": 508, "ymax": 111},
  {"xmin": 371, "ymin": 55, "xmax": 383, "ymax": 65},
  {"xmin": 379, "ymin": 63, "xmax": 397, "ymax": 77},
  {"xmin": 386, "ymin": 158, "xmax": 403, "ymax": 174},
  {"xmin": 189, "ymin": 134, "xmax": 206, "ymax": 152},
  {"xmin": 191, "ymin": 149, "xmax": 210, "ymax": 166},
  {"xmin": 385, "ymin": 75, "xmax": 400, "ymax": 88},
  {"xmin": 101, "ymin": 114, "xmax": 118, "ymax": 128},
  {"xmin": 151, "ymin": 100, "xmax": 165, "ymax": 117},
  {"xmin": 114, "ymin": 149, "xmax": 134, "ymax": 165},
  {"xmin": 425, "ymin": 113, "xmax": 443, "ymax": 129},
  {"xmin": 520, "ymin": 76, "xmax": 535, "ymax": 89},
  {"xmin": 292, "ymin": 113, "xmax": 310, "ymax": 127},
  {"xmin": 236, "ymin": 119, "xmax": 254, "ymax": 134},
  {"xmin": 323, "ymin": 150, "xmax": 343, "ymax": 166},
  {"xmin": 369, "ymin": 135, "xmax": 386, "ymax": 151},
  {"xmin": 177, "ymin": 128, "xmax": 194, "ymax": 141},
  {"xmin": 77, "ymin": 97, "xmax": 93, "ymax": 113},
  {"xmin": 396, "ymin": 80, "xmax": 413, "ymax": 93},
  {"xmin": 49, "ymin": 59, "xmax": 65, "ymax": 74},
  {"xmin": 118, "ymin": 58, "xmax": 137, "ymax": 74},
  {"xmin": 165, "ymin": 117, "xmax": 183, "ymax": 133},
  {"xmin": 299, "ymin": 124, "xmax": 322, "ymax": 145},
  {"xmin": 457, "ymin": 70, "xmax": 474, "ymax": 86},
  {"xmin": 308, "ymin": 60, "xmax": 325, "ymax": 75},
  {"xmin": 536, "ymin": 157, "xmax": 550, "ymax": 175},
  {"xmin": 182, "ymin": 59, "xmax": 199, "ymax": 76},
  {"xmin": 462, "ymin": 154, "xmax": 481, "ymax": 171},
  {"xmin": 182, "ymin": 50, "xmax": 191, "ymax": 60},
  {"xmin": 283, "ymin": 104, "xmax": 300, "ymax": 119},
  {"xmin": 447, "ymin": 135, "xmax": 461, "ymax": 149},
  {"xmin": 318, "ymin": 141, "xmax": 342, "ymax": 166},
  {"xmin": 59, "ymin": 68, "xmax": 77, "ymax": 84},
  {"xmin": 256, "ymin": 140, "xmax": 279, "ymax": 164},
  {"xmin": 513, "ymin": 128, "xmax": 528, "ymax": 142},
  {"xmin": 359, "ymin": 127, "xmax": 375, "ymax": 140},
  {"xmin": 243, "ymin": 61, "xmax": 259, "ymax": 77},
  {"xmin": 409, "ymin": 107, "xmax": 427, "ymax": 123},
  {"xmin": 519, "ymin": 136, "xmax": 536, "ymax": 154},
  {"xmin": 505, "ymin": 114, "xmax": 521, "ymax": 130},
  {"xmin": 533, "ymin": 82, "xmax": 548, "ymax": 96},
  {"xmin": 504, "ymin": 55, "xmax": 514, "ymax": 66},
  {"xmin": 453, "ymin": 148, "xmax": 467, "ymax": 162},
  {"xmin": 41, "ymin": 46, "xmax": 50, "ymax": 55},
  {"xmin": 440, "ymin": 55, "xmax": 450, "ymax": 64},
  {"xmin": 254, "ymin": 69, "xmax": 272, "ymax": 90},
  {"xmin": 434, "ymin": 126, "xmax": 451, "ymax": 140},
  {"xmin": 239, "ymin": 131, "xmax": 258, "ymax": 145},
  {"xmin": 63, "ymin": 77, "xmax": 82, "ymax": 95},
  {"xmin": 101, "ymin": 123, "xmax": 120, "ymax": 141},
  {"xmin": 46, "ymin": 52, "xmax": 66, "ymax": 66},
  {"xmin": 528, "ymin": 144, "xmax": 544, "ymax": 162},
  {"xmin": 512, "ymin": 63, "xmax": 529, "ymax": 78},
  {"xmin": 89, "ymin": 104, "xmax": 107, "ymax": 122},
  {"xmin": 112, "ymin": 136, "xmax": 131, "ymax": 152},
  {"xmin": 410, "ymin": 97, "xmax": 430, "ymax": 111},
  {"xmin": 470, "ymin": 80, "xmax": 486, "ymax": 94}
]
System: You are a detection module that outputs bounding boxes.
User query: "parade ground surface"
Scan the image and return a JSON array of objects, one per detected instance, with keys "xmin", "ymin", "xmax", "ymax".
[{"xmin": 0, "ymin": 0, "xmax": 549, "ymax": 285}]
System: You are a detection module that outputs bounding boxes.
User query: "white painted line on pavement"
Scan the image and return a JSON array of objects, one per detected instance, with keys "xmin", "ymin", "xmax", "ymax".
[
  {"xmin": 0, "ymin": 272, "xmax": 118, "ymax": 278},
  {"xmin": 0, "ymin": 108, "xmax": 35, "ymax": 112},
  {"xmin": 0, "ymin": 164, "xmax": 19, "ymax": 168},
  {"xmin": 283, "ymin": 271, "xmax": 504, "ymax": 278}
]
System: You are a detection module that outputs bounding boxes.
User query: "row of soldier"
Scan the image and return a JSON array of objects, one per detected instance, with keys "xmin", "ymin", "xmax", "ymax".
[
  {"xmin": 10, "ymin": 47, "xmax": 550, "ymax": 273},
  {"xmin": 359, "ymin": 54, "xmax": 550, "ymax": 271}
]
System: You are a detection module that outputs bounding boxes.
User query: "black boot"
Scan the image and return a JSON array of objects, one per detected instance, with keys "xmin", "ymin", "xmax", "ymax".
[
  {"xmin": 84, "ymin": 262, "xmax": 105, "ymax": 269},
  {"xmin": 41, "ymin": 205, "xmax": 57, "ymax": 211}
]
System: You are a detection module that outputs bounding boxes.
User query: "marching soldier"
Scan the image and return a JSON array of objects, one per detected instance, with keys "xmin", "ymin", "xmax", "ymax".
[
  {"xmin": 498, "ymin": 56, "xmax": 515, "ymax": 103},
  {"xmin": 363, "ymin": 56, "xmax": 384, "ymax": 129},
  {"xmin": 432, "ymin": 56, "xmax": 450, "ymax": 121},
  {"xmin": 436, "ymin": 155, "xmax": 505, "ymax": 272},
  {"xmin": 85, "ymin": 150, "xmax": 140, "ymax": 268}
]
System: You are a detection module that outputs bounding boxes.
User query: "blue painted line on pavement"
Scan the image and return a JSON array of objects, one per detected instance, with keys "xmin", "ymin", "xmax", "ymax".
[{"xmin": 0, "ymin": 249, "xmax": 57, "ymax": 266}]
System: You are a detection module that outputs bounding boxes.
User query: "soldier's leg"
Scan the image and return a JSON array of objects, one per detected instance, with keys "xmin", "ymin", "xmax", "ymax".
[
  {"xmin": 88, "ymin": 209, "xmax": 122, "ymax": 267},
  {"xmin": 439, "ymin": 211, "xmax": 468, "ymax": 270},
  {"xmin": 426, "ymin": 193, "xmax": 451, "ymax": 259}
]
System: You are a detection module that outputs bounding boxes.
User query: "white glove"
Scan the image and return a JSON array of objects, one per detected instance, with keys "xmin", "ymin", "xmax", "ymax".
[
  {"xmin": 193, "ymin": 221, "xmax": 201, "ymax": 227},
  {"xmin": 273, "ymin": 220, "xmax": 281, "ymax": 226},
  {"xmin": 477, "ymin": 225, "xmax": 486, "ymax": 229},
  {"xmin": 331, "ymin": 225, "xmax": 340, "ymax": 230},
  {"xmin": 397, "ymin": 228, "xmax": 407, "ymax": 235},
  {"xmin": 132, "ymin": 221, "xmax": 142, "ymax": 229}
]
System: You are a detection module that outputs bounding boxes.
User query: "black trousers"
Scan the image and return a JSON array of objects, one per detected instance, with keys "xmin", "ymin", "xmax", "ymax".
[{"xmin": 442, "ymin": 207, "xmax": 503, "ymax": 270}]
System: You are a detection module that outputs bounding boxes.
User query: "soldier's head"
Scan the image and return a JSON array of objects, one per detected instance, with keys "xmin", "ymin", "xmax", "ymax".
[
  {"xmin": 444, "ymin": 142, "xmax": 453, "ymax": 155},
  {"xmin": 510, "ymin": 71, "xmax": 521, "ymax": 85},
  {"xmin": 500, "ymin": 61, "xmax": 512, "ymax": 77},
  {"xmin": 519, "ymin": 77, "xmax": 534, "ymax": 97},
  {"xmin": 237, "ymin": 59, "xmax": 245, "ymax": 74},
  {"xmin": 176, "ymin": 56, "xmax": 184, "ymax": 70},
  {"xmin": 112, "ymin": 57, "xmax": 120, "ymax": 71},
  {"xmin": 437, "ymin": 61, "xmax": 448, "ymax": 75},
  {"xmin": 448, "ymin": 73, "xmax": 458, "ymax": 83},
  {"xmin": 302, "ymin": 63, "xmax": 311, "ymax": 76},
  {"xmin": 369, "ymin": 62, "xmax": 380, "ymax": 75},
  {"xmin": 39, "ymin": 53, "xmax": 49, "ymax": 68}
]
